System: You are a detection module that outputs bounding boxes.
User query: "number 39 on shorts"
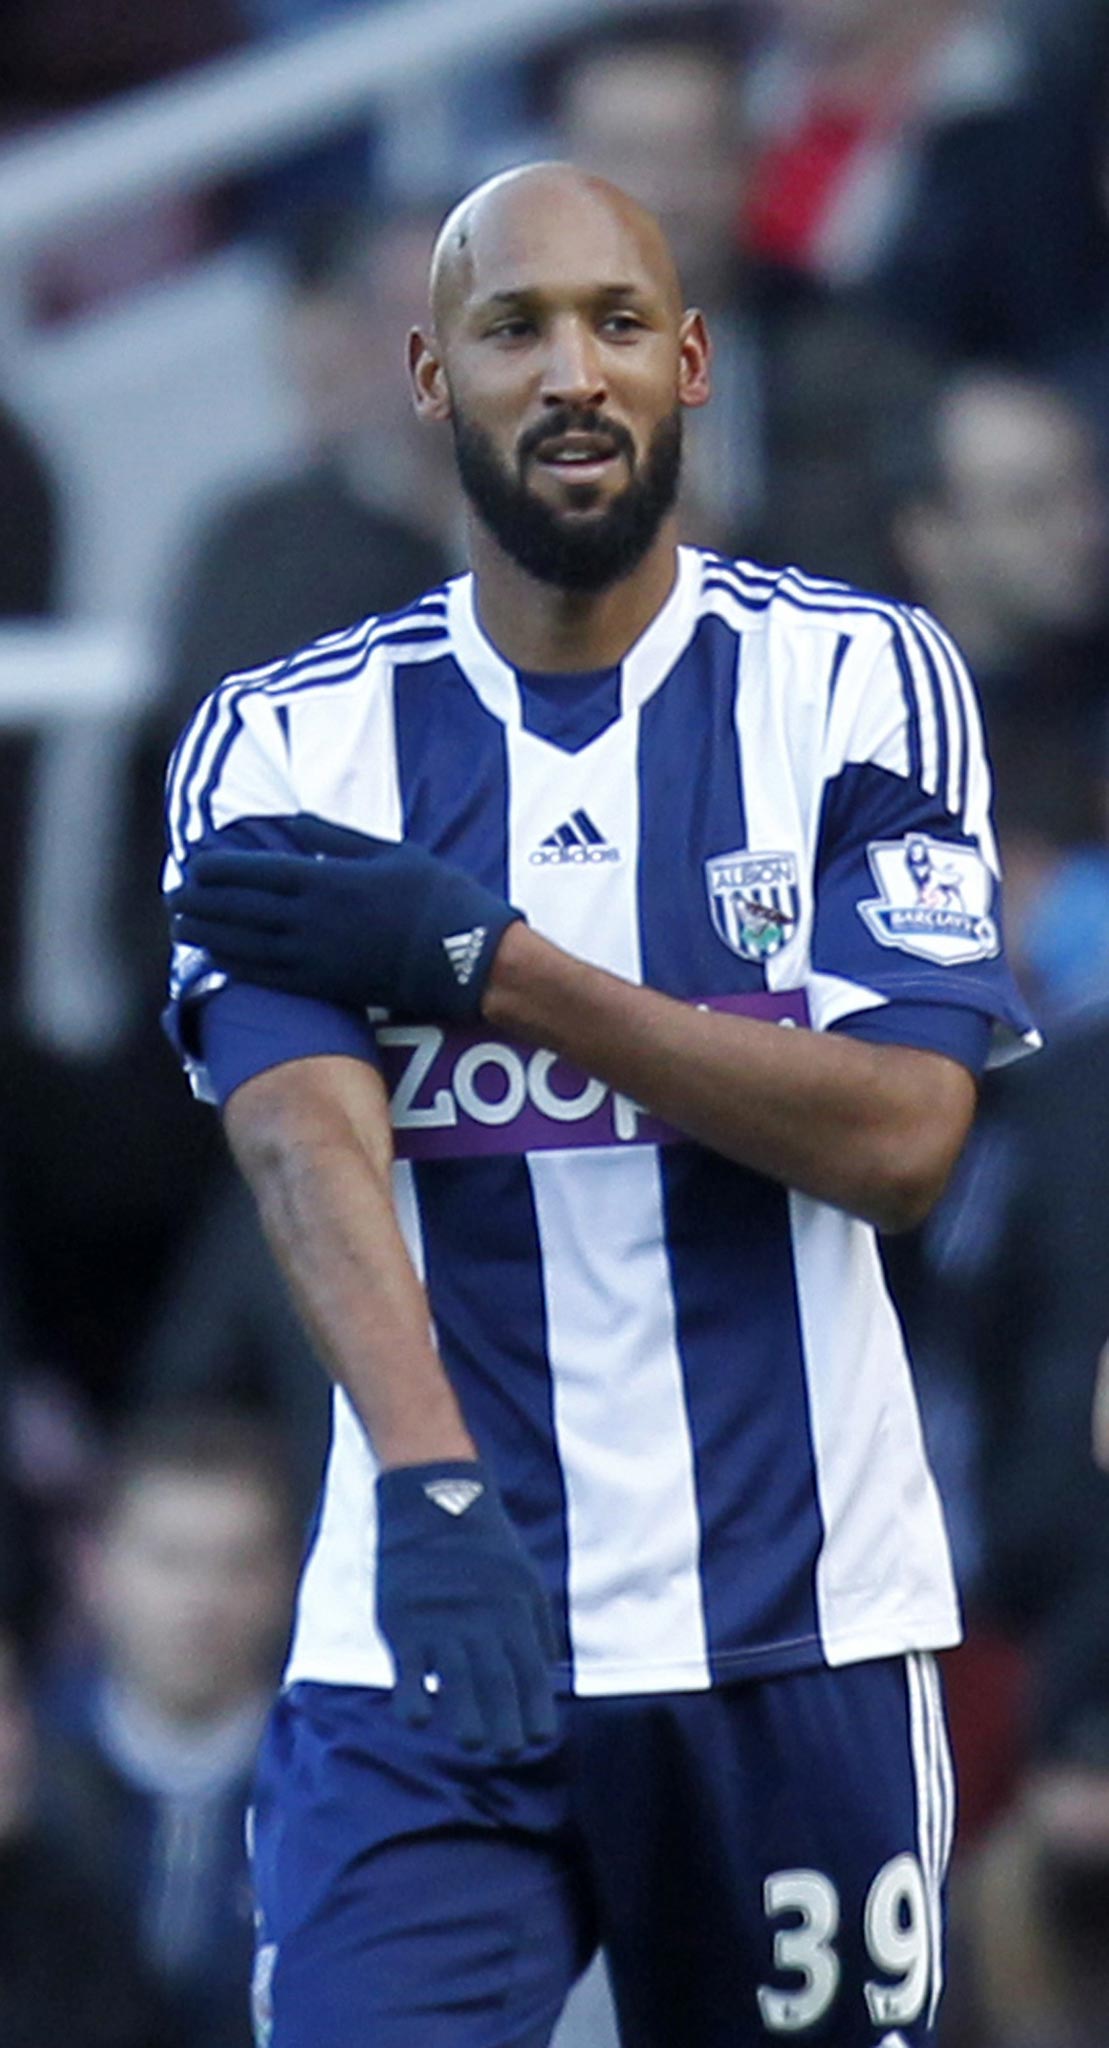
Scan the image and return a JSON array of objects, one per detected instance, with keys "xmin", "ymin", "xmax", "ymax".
[{"xmin": 758, "ymin": 1854, "xmax": 933, "ymax": 2034}]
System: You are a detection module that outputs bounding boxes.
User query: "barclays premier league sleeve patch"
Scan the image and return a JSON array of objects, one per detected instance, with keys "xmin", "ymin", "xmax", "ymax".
[{"xmin": 858, "ymin": 833, "xmax": 999, "ymax": 967}]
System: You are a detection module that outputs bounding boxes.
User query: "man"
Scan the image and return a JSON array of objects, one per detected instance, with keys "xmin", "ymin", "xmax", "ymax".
[
  {"xmin": 740, "ymin": 0, "xmax": 1032, "ymax": 293},
  {"xmin": 165, "ymin": 164, "xmax": 1035, "ymax": 2047},
  {"xmin": 887, "ymin": 368, "xmax": 1109, "ymax": 738},
  {"xmin": 44, "ymin": 1408, "xmax": 298, "ymax": 2048},
  {"xmin": 157, "ymin": 201, "xmax": 454, "ymax": 737},
  {"xmin": 0, "ymin": 1615, "xmax": 172, "ymax": 2048}
]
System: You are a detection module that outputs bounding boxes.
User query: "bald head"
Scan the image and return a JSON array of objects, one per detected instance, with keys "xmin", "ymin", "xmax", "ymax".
[
  {"xmin": 409, "ymin": 160, "xmax": 712, "ymax": 601},
  {"xmin": 428, "ymin": 162, "xmax": 684, "ymax": 338}
]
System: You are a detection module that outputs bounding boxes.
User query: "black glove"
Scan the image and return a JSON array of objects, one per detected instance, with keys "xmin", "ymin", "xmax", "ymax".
[
  {"xmin": 375, "ymin": 1461, "xmax": 559, "ymax": 1755},
  {"xmin": 169, "ymin": 814, "xmax": 523, "ymax": 1021}
]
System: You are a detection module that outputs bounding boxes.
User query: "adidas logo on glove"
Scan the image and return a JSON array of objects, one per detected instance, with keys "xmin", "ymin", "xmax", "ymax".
[
  {"xmin": 442, "ymin": 927, "xmax": 487, "ymax": 986},
  {"xmin": 423, "ymin": 1478, "xmax": 485, "ymax": 1515}
]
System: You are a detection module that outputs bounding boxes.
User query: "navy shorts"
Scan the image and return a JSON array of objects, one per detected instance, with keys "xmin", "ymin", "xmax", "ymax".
[{"xmin": 249, "ymin": 1652, "xmax": 954, "ymax": 2047}]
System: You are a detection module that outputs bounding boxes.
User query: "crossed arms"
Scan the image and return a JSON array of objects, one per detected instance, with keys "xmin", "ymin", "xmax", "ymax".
[{"xmin": 224, "ymin": 916, "xmax": 976, "ymax": 1475}]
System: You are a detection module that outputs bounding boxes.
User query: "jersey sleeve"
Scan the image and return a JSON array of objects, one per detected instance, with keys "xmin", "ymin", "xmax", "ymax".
[
  {"xmin": 162, "ymin": 674, "xmax": 378, "ymax": 1105},
  {"xmin": 809, "ymin": 605, "xmax": 1039, "ymax": 1067}
]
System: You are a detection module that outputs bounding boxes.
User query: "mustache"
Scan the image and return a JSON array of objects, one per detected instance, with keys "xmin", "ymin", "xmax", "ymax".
[{"xmin": 516, "ymin": 408, "xmax": 636, "ymax": 469}]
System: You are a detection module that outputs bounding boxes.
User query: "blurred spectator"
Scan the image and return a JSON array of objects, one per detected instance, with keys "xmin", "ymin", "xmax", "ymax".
[
  {"xmin": 887, "ymin": 367, "xmax": 1109, "ymax": 742},
  {"xmin": 0, "ymin": 1616, "xmax": 172, "ymax": 2048},
  {"xmin": 965, "ymin": 1755, "xmax": 1109, "ymax": 2048},
  {"xmin": 553, "ymin": 17, "xmax": 758, "ymax": 547},
  {"xmin": 42, "ymin": 1407, "xmax": 299, "ymax": 2048},
  {"xmin": 988, "ymin": 715, "xmax": 1109, "ymax": 1029},
  {"xmin": 155, "ymin": 201, "xmax": 454, "ymax": 737},
  {"xmin": 876, "ymin": 6, "xmax": 1109, "ymax": 368},
  {"xmin": 741, "ymin": 0, "xmax": 1035, "ymax": 294},
  {"xmin": 230, "ymin": 0, "xmax": 381, "ymax": 233},
  {"xmin": 931, "ymin": 1016, "xmax": 1109, "ymax": 2048},
  {"xmin": 750, "ymin": 299, "xmax": 940, "ymax": 589},
  {"xmin": 1042, "ymin": 18, "xmax": 1109, "ymax": 454},
  {"xmin": 133, "ymin": 1177, "xmax": 329, "ymax": 1514}
]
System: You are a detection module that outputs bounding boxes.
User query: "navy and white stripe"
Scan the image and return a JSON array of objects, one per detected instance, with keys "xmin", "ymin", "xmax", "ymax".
[
  {"xmin": 163, "ymin": 549, "xmax": 1036, "ymax": 1699},
  {"xmin": 165, "ymin": 595, "xmax": 451, "ymax": 870},
  {"xmin": 702, "ymin": 556, "xmax": 989, "ymax": 841},
  {"xmin": 906, "ymin": 1651, "xmax": 957, "ymax": 2026}
]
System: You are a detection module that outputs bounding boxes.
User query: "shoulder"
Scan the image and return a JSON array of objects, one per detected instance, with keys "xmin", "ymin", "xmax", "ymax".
[
  {"xmin": 698, "ymin": 553, "xmax": 979, "ymax": 728},
  {"xmin": 190, "ymin": 583, "xmax": 457, "ymax": 723},
  {"xmin": 698, "ymin": 551, "xmax": 954, "ymax": 657}
]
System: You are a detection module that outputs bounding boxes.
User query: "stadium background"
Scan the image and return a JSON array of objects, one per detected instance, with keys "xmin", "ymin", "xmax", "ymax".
[{"xmin": 2, "ymin": 2, "xmax": 1109, "ymax": 2042}]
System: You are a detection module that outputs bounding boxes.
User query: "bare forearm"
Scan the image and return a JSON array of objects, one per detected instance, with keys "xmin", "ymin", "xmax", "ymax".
[
  {"xmin": 483, "ymin": 926, "xmax": 976, "ymax": 1230},
  {"xmin": 224, "ymin": 1058, "xmax": 475, "ymax": 1467}
]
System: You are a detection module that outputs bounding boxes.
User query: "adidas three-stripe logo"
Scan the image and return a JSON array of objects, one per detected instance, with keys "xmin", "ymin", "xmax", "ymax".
[
  {"xmin": 442, "ymin": 926, "xmax": 487, "ymax": 985},
  {"xmin": 423, "ymin": 1478, "xmax": 484, "ymax": 1515},
  {"xmin": 530, "ymin": 809, "xmax": 620, "ymax": 866}
]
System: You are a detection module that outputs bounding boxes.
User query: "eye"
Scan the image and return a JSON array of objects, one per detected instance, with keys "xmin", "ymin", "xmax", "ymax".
[
  {"xmin": 600, "ymin": 310, "xmax": 647, "ymax": 341},
  {"xmin": 485, "ymin": 316, "xmax": 534, "ymax": 342}
]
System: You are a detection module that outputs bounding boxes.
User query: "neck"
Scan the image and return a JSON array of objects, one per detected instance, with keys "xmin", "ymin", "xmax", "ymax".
[
  {"xmin": 98, "ymin": 1676, "xmax": 268, "ymax": 1793},
  {"xmin": 923, "ymin": 594, "xmax": 1029, "ymax": 678},
  {"xmin": 467, "ymin": 518, "xmax": 681, "ymax": 672}
]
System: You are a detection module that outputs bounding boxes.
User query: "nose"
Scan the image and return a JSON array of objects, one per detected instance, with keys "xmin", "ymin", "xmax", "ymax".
[{"xmin": 540, "ymin": 316, "xmax": 607, "ymax": 410}]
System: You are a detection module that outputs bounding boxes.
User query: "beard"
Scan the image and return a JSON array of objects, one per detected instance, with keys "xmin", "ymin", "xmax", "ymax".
[{"xmin": 451, "ymin": 402, "xmax": 683, "ymax": 594}]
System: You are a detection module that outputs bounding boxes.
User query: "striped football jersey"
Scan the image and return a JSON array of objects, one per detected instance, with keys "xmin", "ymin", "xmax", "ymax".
[{"xmin": 164, "ymin": 548, "xmax": 1037, "ymax": 1697}]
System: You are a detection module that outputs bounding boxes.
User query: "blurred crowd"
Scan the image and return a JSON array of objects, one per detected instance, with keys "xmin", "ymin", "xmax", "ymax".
[{"xmin": 3, "ymin": 1, "xmax": 1109, "ymax": 2042}]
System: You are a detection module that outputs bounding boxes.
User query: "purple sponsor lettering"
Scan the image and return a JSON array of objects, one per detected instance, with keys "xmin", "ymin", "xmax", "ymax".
[{"xmin": 378, "ymin": 989, "xmax": 810, "ymax": 1162}]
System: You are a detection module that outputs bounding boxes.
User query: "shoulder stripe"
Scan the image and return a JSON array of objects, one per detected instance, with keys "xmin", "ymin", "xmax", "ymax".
[
  {"xmin": 914, "ymin": 615, "xmax": 959, "ymax": 818},
  {"xmin": 259, "ymin": 625, "xmax": 449, "ymax": 703},
  {"xmin": 194, "ymin": 692, "xmax": 248, "ymax": 846},
  {"xmin": 166, "ymin": 608, "xmax": 450, "ymax": 862},
  {"xmin": 825, "ymin": 632, "xmax": 851, "ymax": 726},
  {"xmin": 700, "ymin": 584, "xmax": 755, "ymax": 639},
  {"xmin": 707, "ymin": 557, "xmax": 905, "ymax": 629},
  {"xmin": 910, "ymin": 608, "xmax": 975, "ymax": 827},
  {"xmin": 888, "ymin": 625, "xmax": 924, "ymax": 790},
  {"xmin": 900, "ymin": 617, "xmax": 946, "ymax": 806},
  {"xmin": 707, "ymin": 561, "xmax": 984, "ymax": 815},
  {"xmin": 168, "ymin": 677, "xmax": 240, "ymax": 864},
  {"xmin": 702, "ymin": 567, "xmax": 775, "ymax": 617}
]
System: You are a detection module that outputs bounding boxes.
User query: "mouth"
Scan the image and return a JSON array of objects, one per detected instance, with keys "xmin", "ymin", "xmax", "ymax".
[{"xmin": 529, "ymin": 430, "xmax": 626, "ymax": 485}]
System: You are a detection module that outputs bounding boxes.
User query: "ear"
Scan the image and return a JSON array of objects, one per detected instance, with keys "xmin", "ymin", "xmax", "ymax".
[
  {"xmin": 677, "ymin": 309, "xmax": 713, "ymax": 413},
  {"xmin": 408, "ymin": 327, "xmax": 452, "ymax": 422}
]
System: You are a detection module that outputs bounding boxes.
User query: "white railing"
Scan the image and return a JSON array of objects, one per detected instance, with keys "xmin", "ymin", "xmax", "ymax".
[
  {"xmin": 0, "ymin": 0, "xmax": 679, "ymax": 256},
  {"xmin": 0, "ymin": 623, "xmax": 150, "ymax": 721},
  {"xmin": 0, "ymin": 625, "xmax": 152, "ymax": 1051}
]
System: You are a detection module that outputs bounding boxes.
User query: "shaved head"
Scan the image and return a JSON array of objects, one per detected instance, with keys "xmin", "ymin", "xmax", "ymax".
[{"xmin": 429, "ymin": 162, "xmax": 683, "ymax": 338}]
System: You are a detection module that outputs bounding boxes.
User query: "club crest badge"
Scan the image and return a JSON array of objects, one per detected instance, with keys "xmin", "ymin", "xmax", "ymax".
[
  {"xmin": 859, "ymin": 833, "xmax": 999, "ymax": 966},
  {"xmin": 705, "ymin": 849, "xmax": 801, "ymax": 963}
]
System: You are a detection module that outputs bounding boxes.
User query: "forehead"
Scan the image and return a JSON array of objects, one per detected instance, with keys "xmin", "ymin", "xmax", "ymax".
[
  {"xmin": 448, "ymin": 181, "xmax": 675, "ymax": 313},
  {"xmin": 945, "ymin": 386, "xmax": 1089, "ymax": 486}
]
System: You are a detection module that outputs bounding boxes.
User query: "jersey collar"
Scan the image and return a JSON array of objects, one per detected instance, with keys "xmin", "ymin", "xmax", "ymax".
[{"xmin": 447, "ymin": 546, "xmax": 706, "ymax": 731}]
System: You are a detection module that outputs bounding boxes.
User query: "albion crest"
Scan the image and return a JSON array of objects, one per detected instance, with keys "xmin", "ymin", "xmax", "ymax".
[
  {"xmin": 859, "ymin": 833, "xmax": 999, "ymax": 966},
  {"xmin": 705, "ymin": 849, "xmax": 800, "ymax": 963}
]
